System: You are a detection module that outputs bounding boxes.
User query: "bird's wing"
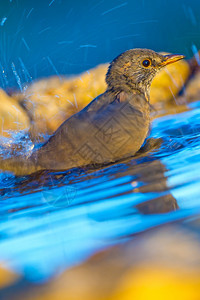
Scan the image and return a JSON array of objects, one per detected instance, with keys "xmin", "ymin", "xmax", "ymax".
[{"xmin": 35, "ymin": 92, "xmax": 149, "ymax": 169}]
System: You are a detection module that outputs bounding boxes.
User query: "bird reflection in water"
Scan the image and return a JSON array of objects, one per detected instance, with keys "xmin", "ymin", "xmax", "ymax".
[{"xmin": 0, "ymin": 136, "xmax": 178, "ymax": 217}]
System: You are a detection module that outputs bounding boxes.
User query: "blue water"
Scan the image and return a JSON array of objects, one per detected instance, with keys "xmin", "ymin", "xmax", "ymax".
[{"xmin": 0, "ymin": 101, "xmax": 200, "ymax": 281}]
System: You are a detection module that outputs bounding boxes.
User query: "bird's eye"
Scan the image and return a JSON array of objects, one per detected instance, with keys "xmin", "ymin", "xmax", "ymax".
[{"xmin": 142, "ymin": 59, "xmax": 151, "ymax": 68}]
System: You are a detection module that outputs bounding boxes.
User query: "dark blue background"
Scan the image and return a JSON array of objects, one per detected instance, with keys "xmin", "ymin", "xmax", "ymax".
[{"xmin": 0, "ymin": 0, "xmax": 200, "ymax": 87}]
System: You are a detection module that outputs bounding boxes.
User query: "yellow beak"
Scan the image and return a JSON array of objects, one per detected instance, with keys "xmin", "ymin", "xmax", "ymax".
[{"xmin": 159, "ymin": 54, "xmax": 185, "ymax": 67}]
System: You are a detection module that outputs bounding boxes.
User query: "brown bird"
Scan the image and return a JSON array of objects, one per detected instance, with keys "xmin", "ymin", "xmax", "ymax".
[{"xmin": 1, "ymin": 49, "xmax": 184, "ymax": 176}]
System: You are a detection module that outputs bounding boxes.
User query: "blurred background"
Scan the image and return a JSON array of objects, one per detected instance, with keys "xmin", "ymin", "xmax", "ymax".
[{"xmin": 0, "ymin": 0, "xmax": 200, "ymax": 88}]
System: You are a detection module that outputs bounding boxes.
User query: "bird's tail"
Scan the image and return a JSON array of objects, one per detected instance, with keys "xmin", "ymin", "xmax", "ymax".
[{"xmin": 0, "ymin": 155, "xmax": 41, "ymax": 176}]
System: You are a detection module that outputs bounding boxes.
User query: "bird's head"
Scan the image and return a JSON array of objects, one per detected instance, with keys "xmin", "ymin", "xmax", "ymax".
[{"xmin": 106, "ymin": 48, "xmax": 185, "ymax": 100}]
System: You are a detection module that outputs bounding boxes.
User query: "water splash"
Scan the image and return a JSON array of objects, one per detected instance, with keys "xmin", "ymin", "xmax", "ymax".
[{"xmin": 0, "ymin": 17, "xmax": 7, "ymax": 27}]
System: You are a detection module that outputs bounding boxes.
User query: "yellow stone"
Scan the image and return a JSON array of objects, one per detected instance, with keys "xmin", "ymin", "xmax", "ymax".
[
  {"xmin": 0, "ymin": 264, "xmax": 19, "ymax": 288},
  {"xmin": 0, "ymin": 89, "xmax": 30, "ymax": 137},
  {"xmin": 151, "ymin": 58, "xmax": 190, "ymax": 104}
]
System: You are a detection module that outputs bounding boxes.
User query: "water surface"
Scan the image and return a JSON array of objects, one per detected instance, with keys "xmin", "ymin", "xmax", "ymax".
[{"xmin": 0, "ymin": 101, "xmax": 200, "ymax": 281}]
